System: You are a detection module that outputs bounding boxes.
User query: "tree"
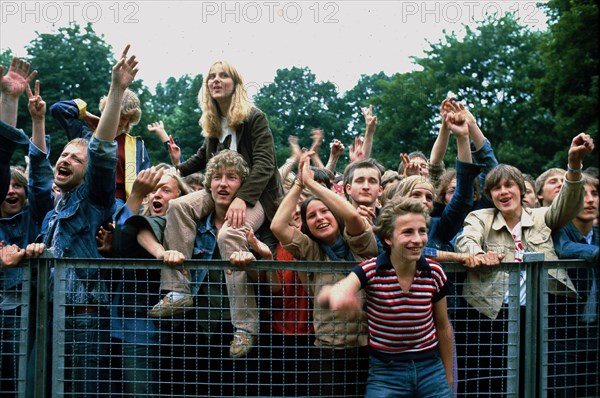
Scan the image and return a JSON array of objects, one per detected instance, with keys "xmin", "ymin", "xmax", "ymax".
[
  {"xmin": 342, "ymin": 71, "xmax": 392, "ymax": 137},
  {"xmin": 373, "ymin": 14, "xmax": 553, "ymax": 174},
  {"xmin": 537, "ymin": 0, "xmax": 598, "ymax": 169},
  {"xmin": 148, "ymin": 74, "xmax": 204, "ymax": 163},
  {"xmin": 254, "ymin": 67, "xmax": 350, "ymax": 166},
  {"xmin": 24, "ymin": 22, "xmax": 114, "ymax": 164}
]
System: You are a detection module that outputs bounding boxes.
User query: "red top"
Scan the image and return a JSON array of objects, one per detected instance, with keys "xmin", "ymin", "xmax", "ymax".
[
  {"xmin": 270, "ymin": 244, "xmax": 314, "ymax": 335},
  {"xmin": 115, "ymin": 134, "xmax": 126, "ymax": 201}
]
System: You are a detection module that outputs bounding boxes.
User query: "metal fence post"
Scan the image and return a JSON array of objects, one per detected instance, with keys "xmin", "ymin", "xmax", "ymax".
[
  {"xmin": 52, "ymin": 259, "xmax": 67, "ymax": 397},
  {"xmin": 17, "ymin": 264, "xmax": 31, "ymax": 398},
  {"xmin": 523, "ymin": 252, "xmax": 544, "ymax": 398},
  {"xmin": 32, "ymin": 253, "xmax": 52, "ymax": 398},
  {"xmin": 507, "ymin": 265, "xmax": 521, "ymax": 397}
]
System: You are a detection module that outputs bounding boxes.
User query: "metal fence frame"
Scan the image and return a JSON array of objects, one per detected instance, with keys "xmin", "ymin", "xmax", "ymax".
[{"xmin": 2, "ymin": 257, "xmax": 596, "ymax": 397}]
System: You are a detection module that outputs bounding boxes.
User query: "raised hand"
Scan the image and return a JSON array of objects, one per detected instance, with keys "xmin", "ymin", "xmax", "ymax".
[
  {"xmin": 167, "ymin": 135, "xmax": 182, "ymax": 166},
  {"xmin": 349, "ymin": 136, "xmax": 365, "ymax": 162},
  {"xmin": 132, "ymin": 166, "xmax": 164, "ymax": 198},
  {"xmin": 444, "ymin": 110, "xmax": 469, "ymax": 138},
  {"xmin": 400, "ymin": 153, "xmax": 420, "ymax": 177},
  {"xmin": 361, "ymin": 105, "xmax": 378, "ymax": 133},
  {"xmin": 25, "ymin": 80, "xmax": 46, "ymax": 120},
  {"xmin": 568, "ymin": 132, "xmax": 595, "ymax": 168},
  {"xmin": 0, "ymin": 57, "xmax": 37, "ymax": 97},
  {"xmin": 147, "ymin": 120, "xmax": 168, "ymax": 141},
  {"xmin": 329, "ymin": 139, "xmax": 344, "ymax": 158},
  {"xmin": 297, "ymin": 150, "xmax": 315, "ymax": 186},
  {"xmin": 111, "ymin": 44, "xmax": 139, "ymax": 91},
  {"xmin": 310, "ymin": 128, "xmax": 324, "ymax": 151}
]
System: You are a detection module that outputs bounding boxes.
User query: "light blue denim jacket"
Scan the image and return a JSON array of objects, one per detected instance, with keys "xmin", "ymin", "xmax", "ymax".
[
  {"xmin": 1, "ymin": 139, "xmax": 54, "ymax": 291},
  {"xmin": 40, "ymin": 137, "xmax": 117, "ymax": 305}
]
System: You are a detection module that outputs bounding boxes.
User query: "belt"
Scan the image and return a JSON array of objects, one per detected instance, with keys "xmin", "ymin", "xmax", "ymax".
[{"xmin": 68, "ymin": 305, "xmax": 99, "ymax": 315}]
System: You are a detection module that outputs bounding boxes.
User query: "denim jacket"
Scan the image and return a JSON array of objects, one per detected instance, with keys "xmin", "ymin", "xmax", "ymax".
[
  {"xmin": 40, "ymin": 137, "xmax": 117, "ymax": 305},
  {"xmin": 191, "ymin": 213, "xmax": 219, "ymax": 292},
  {"xmin": 1, "ymin": 140, "xmax": 54, "ymax": 291},
  {"xmin": 553, "ymin": 223, "xmax": 599, "ymax": 324},
  {"xmin": 472, "ymin": 138, "xmax": 498, "ymax": 210},
  {"xmin": 428, "ymin": 159, "xmax": 483, "ymax": 251}
]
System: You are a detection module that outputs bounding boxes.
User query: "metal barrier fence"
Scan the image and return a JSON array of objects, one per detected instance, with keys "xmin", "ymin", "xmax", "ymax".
[{"xmin": 1, "ymin": 257, "xmax": 598, "ymax": 397}]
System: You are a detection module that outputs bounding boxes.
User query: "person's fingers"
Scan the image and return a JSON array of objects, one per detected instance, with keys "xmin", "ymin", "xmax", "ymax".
[
  {"xmin": 25, "ymin": 81, "xmax": 33, "ymax": 98},
  {"xmin": 121, "ymin": 44, "xmax": 131, "ymax": 59}
]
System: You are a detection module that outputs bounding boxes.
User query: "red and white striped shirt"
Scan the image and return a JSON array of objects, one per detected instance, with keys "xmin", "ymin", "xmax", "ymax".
[{"xmin": 352, "ymin": 253, "xmax": 448, "ymax": 361}]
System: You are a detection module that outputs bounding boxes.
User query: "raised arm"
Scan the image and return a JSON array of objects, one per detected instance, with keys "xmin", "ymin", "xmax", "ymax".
[
  {"xmin": 270, "ymin": 178, "xmax": 303, "ymax": 245},
  {"xmin": 309, "ymin": 128, "xmax": 325, "ymax": 169},
  {"xmin": 429, "ymin": 99, "xmax": 452, "ymax": 165},
  {"xmin": 325, "ymin": 138, "xmax": 344, "ymax": 175},
  {"xmin": 545, "ymin": 133, "xmax": 594, "ymax": 230},
  {"xmin": 361, "ymin": 105, "xmax": 377, "ymax": 160},
  {"xmin": 25, "ymin": 80, "xmax": 46, "ymax": 152},
  {"xmin": 125, "ymin": 167, "xmax": 163, "ymax": 214},
  {"xmin": 95, "ymin": 45, "xmax": 139, "ymax": 141}
]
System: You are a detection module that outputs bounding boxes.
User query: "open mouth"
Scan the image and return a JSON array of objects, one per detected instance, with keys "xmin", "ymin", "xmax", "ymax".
[
  {"xmin": 316, "ymin": 223, "xmax": 330, "ymax": 230},
  {"xmin": 152, "ymin": 201, "xmax": 164, "ymax": 213},
  {"xmin": 57, "ymin": 166, "xmax": 71, "ymax": 178},
  {"xmin": 4, "ymin": 197, "xmax": 19, "ymax": 205}
]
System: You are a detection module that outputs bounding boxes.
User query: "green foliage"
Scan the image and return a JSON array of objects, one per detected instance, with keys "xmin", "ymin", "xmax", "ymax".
[
  {"xmin": 2, "ymin": 7, "xmax": 596, "ymax": 179},
  {"xmin": 145, "ymin": 74, "xmax": 203, "ymax": 163},
  {"xmin": 537, "ymin": 0, "xmax": 598, "ymax": 170},
  {"xmin": 24, "ymin": 22, "xmax": 114, "ymax": 164},
  {"xmin": 254, "ymin": 67, "xmax": 351, "ymax": 167}
]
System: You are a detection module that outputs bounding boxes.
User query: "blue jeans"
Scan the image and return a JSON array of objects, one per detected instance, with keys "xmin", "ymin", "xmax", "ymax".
[
  {"xmin": 121, "ymin": 343, "xmax": 159, "ymax": 397},
  {"xmin": 64, "ymin": 311, "xmax": 110, "ymax": 397},
  {"xmin": 365, "ymin": 355, "xmax": 452, "ymax": 398}
]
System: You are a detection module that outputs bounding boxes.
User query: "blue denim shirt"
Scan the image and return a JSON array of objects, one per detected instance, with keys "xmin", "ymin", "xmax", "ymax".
[
  {"xmin": 428, "ymin": 159, "xmax": 483, "ymax": 251},
  {"xmin": 1, "ymin": 140, "xmax": 54, "ymax": 291},
  {"xmin": 472, "ymin": 138, "xmax": 498, "ymax": 210},
  {"xmin": 553, "ymin": 223, "xmax": 599, "ymax": 323},
  {"xmin": 190, "ymin": 213, "xmax": 219, "ymax": 293},
  {"xmin": 40, "ymin": 137, "xmax": 117, "ymax": 305}
]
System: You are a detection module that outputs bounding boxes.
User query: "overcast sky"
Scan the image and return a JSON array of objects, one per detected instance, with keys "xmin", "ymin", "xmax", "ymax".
[{"xmin": 1, "ymin": 1, "xmax": 548, "ymax": 95}]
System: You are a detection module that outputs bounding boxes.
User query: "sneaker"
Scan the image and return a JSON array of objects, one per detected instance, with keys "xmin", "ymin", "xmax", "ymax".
[
  {"xmin": 148, "ymin": 292, "xmax": 193, "ymax": 317},
  {"xmin": 229, "ymin": 330, "xmax": 256, "ymax": 358}
]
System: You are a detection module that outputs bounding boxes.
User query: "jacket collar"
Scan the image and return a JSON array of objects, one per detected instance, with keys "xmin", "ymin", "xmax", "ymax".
[{"xmin": 491, "ymin": 206, "xmax": 535, "ymax": 231}]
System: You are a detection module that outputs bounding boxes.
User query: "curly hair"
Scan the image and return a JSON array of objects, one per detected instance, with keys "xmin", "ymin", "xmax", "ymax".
[
  {"xmin": 99, "ymin": 89, "xmax": 141, "ymax": 134},
  {"xmin": 199, "ymin": 61, "xmax": 252, "ymax": 138},
  {"xmin": 374, "ymin": 196, "xmax": 430, "ymax": 253},
  {"xmin": 203, "ymin": 150, "xmax": 250, "ymax": 192}
]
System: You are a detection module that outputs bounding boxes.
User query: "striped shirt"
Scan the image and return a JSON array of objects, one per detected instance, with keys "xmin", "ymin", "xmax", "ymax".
[{"xmin": 352, "ymin": 253, "xmax": 448, "ymax": 361}]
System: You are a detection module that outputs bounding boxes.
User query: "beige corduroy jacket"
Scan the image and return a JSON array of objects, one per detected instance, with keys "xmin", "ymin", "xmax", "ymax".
[{"xmin": 455, "ymin": 177, "xmax": 585, "ymax": 319}]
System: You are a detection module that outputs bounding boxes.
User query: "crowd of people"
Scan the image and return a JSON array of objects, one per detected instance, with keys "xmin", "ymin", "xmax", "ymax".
[{"xmin": 1, "ymin": 46, "xmax": 598, "ymax": 398}]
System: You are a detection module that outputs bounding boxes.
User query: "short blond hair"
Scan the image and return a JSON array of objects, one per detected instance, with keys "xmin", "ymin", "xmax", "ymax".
[{"xmin": 99, "ymin": 89, "xmax": 141, "ymax": 134}]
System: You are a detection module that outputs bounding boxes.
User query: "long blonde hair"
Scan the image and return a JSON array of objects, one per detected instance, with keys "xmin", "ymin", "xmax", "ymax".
[{"xmin": 199, "ymin": 61, "xmax": 252, "ymax": 138}]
